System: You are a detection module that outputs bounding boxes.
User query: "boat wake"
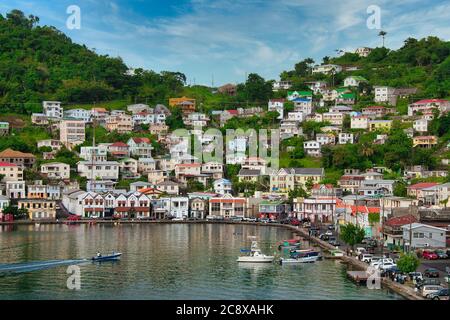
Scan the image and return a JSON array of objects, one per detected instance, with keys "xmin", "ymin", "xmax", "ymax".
[{"xmin": 0, "ymin": 259, "xmax": 89, "ymax": 275}]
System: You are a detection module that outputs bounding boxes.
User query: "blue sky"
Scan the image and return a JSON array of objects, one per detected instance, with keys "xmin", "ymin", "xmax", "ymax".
[{"xmin": 1, "ymin": 0, "xmax": 450, "ymax": 85}]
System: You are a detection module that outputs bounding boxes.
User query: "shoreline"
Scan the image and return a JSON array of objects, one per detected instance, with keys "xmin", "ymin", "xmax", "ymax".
[{"xmin": 1, "ymin": 219, "xmax": 424, "ymax": 300}]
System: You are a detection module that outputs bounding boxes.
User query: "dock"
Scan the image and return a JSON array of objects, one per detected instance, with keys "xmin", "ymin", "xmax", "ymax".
[{"xmin": 347, "ymin": 271, "xmax": 370, "ymax": 284}]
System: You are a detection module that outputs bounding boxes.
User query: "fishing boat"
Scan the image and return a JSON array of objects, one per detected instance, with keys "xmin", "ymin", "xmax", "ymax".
[
  {"xmin": 280, "ymin": 251, "xmax": 321, "ymax": 264},
  {"xmin": 278, "ymin": 239, "xmax": 301, "ymax": 251},
  {"xmin": 91, "ymin": 252, "xmax": 122, "ymax": 262},
  {"xmin": 237, "ymin": 240, "xmax": 274, "ymax": 263}
]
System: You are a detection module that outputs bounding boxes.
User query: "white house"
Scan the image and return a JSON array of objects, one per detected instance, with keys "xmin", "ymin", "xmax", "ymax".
[
  {"xmin": 316, "ymin": 134, "xmax": 335, "ymax": 146},
  {"xmin": 43, "ymin": 101, "xmax": 63, "ymax": 119},
  {"xmin": 5, "ymin": 180, "xmax": 26, "ymax": 199},
  {"xmin": 344, "ymin": 76, "xmax": 368, "ymax": 87},
  {"xmin": 64, "ymin": 108, "xmax": 91, "ymax": 122},
  {"xmin": 0, "ymin": 195, "xmax": 10, "ymax": 220},
  {"xmin": 272, "ymin": 81, "xmax": 292, "ymax": 91},
  {"xmin": 160, "ymin": 197, "xmax": 189, "ymax": 218},
  {"xmin": 77, "ymin": 161, "xmax": 120, "ymax": 180},
  {"xmin": 213, "ymin": 178, "xmax": 232, "ymax": 195},
  {"xmin": 304, "ymin": 140, "xmax": 321, "ymax": 157},
  {"xmin": 41, "ymin": 162, "xmax": 70, "ymax": 180},
  {"xmin": 374, "ymin": 86, "xmax": 396, "ymax": 104},
  {"xmin": 268, "ymin": 99, "xmax": 285, "ymax": 119},
  {"xmin": 338, "ymin": 133, "xmax": 354, "ymax": 144},
  {"xmin": 351, "ymin": 115, "xmax": 369, "ymax": 129},
  {"xmin": 355, "ymin": 47, "xmax": 372, "ymax": 57},
  {"xmin": 402, "ymin": 223, "xmax": 447, "ymax": 249},
  {"xmin": 80, "ymin": 146, "xmax": 108, "ymax": 162},
  {"xmin": 312, "ymin": 64, "xmax": 342, "ymax": 74},
  {"xmin": 293, "ymin": 97, "xmax": 313, "ymax": 115},
  {"xmin": 413, "ymin": 119, "xmax": 428, "ymax": 133},
  {"xmin": 127, "ymin": 137, "xmax": 153, "ymax": 158}
]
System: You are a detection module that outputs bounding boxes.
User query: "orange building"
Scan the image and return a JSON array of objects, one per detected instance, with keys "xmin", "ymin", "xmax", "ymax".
[{"xmin": 169, "ymin": 97, "xmax": 196, "ymax": 116}]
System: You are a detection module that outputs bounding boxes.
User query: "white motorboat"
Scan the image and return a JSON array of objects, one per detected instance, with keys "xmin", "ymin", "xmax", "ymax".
[{"xmin": 237, "ymin": 240, "xmax": 274, "ymax": 263}]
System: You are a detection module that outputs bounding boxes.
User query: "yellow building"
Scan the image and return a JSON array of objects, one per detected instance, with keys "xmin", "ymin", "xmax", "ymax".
[
  {"xmin": 413, "ymin": 136, "xmax": 438, "ymax": 148},
  {"xmin": 368, "ymin": 120, "xmax": 392, "ymax": 132},
  {"xmin": 169, "ymin": 97, "xmax": 196, "ymax": 115},
  {"xmin": 18, "ymin": 199, "xmax": 56, "ymax": 220}
]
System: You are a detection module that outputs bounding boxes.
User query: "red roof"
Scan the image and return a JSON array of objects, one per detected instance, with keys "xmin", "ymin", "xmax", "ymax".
[
  {"xmin": 227, "ymin": 110, "xmax": 239, "ymax": 115},
  {"xmin": 111, "ymin": 142, "xmax": 128, "ymax": 147},
  {"xmin": 312, "ymin": 183, "xmax": 333, "ymax": 190},
  {"xmin": 132, "ymin": 137, "xmax": 151, "ymax": 144},
  {"xmin": 407, "ymin": 182, "xmax": 439, "ymax": 190},
  {"xmin": 385, "ymin": 215, "xmax": 417, "ymax": 227},
  {"xmin": 0, "ymin": 161, "xmax": 17, "ymax": 167},
  {"xmin": 350, "ymin": 206, "xmax": 380, "ymax": 215},
  {"xmin": 414, "ymin": 99, "xmax": 447, "ymax": 104}
]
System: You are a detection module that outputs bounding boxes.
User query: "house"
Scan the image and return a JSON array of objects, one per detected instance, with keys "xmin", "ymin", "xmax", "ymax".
[
  {"xmin": 280, "ymin": 120, "xmax": 302, "ymax": 139},
  {"xmin": 413, "ymin": 119, "xmax": 428, "ymax": 133},
  {"xmin": 169, "ymin": 97, "xmax": 196, "ymax": 116},
  {"xmin": 406, "ymin": 182, "xmax": 439, "ymax": 199},
  {"xmin": 242, "ymin": 157, "xmax": 267, "ymax": 175},
  {"xmin": 351, "ymin": 115, "xmax": 369, "ymax": 129},
  {"xmin": 272, "ymin": 81, "xmax": 292, "ymax": 91},
  {"xmin": 312, "ymin": 64, "xmax": 342, "ymax": 74},
  {"xmin": 402, "ymin": 223, "xmax": 447, "ymax": 249},
  {"xmin": 156, "ymin": 180, "xmax": 180, "ymax": 195},
  {"xmin": 355, "ymin": 47, "xmax": 372, "ymax": 57},
  {"xmin": 259, "ymin": 200, "xmax": 290, "ymax": 220},
  {"xmin": 374, "ymin": 86, "xmax": 396, "ymax": 105},
  {"xmin": 31, "ymin": 113, "xmax": 49, "ymax": 125},
  {"xmin": 0, "ymin": 122, "xmax": 9, "ymax": 136},
  {"xmin": 120, "ymin": 158, "xmax": 139, "ymax": 179},
  {"xmin": 37, "ymin": 139, "xmax": 62, "ymax": 151},
  {"xmin": 188, "ymin": 196, "xmax": 209, "ymax": 219},
  {"xmin": 270, "ymin": 168, "xmax": 325, "ymax": 193},
  {"xmin": 305, "ymin": 81, "xmax": 328, "ymax": 94},
  {"xmin": 155, "ymin": 196, "xmax": 189, "ymax": 218},
  {"xmin": 148, "ymin": 170, "xmax": 169, "ymax": 184},
  {"xmin": 0, "ymin": 195, "xmax": 10, "ymax": 220},
  {"xmin": 220, "ymin": 109, "xmax": 239, "ymax": 125},
  {"xmin": 322, "ymin": 112, "xmax": 344, "ymax": 126},
  {"xmin": 0, "ymin": 149, "xmax": 36, "ymax": 168},
  {"xmin": 43, "ymin": 101, "xmax": 63, "ymax": 119},
  {"xmin": 293, "ymin": 197, "xmax": 337, "ymax": 223},
  {"xmin": 80, "ymin": 146, "xmax": 108, "ymax": 163},
  {"xmin": 362, "ymin": 106, "xmax": 394, "ymax": 117},
  {"xmin": 237, "ymin": 169, "xmax": 261, "ymax": 183},
  {"xmin": 368, "ymin": 119, "xmax": 392, "ymax": 132},
  {"xmin": 41, "ymin": 162, "xmax": 70, "ymax": 180},
  {"xmin": 0, "ymin": 162, "xmax": 23, "ymax": 182},
  {"xmin": 106, "ymin": 114, "xmax": 133, "ymax": 134},
  {"xmin": 329, "ymin": 105, "xmax": 353, "ymax": 114},
  {"xmin": 149, "ymin": 123, "xmax": 169, "ymax": 138},
  {"xmin": 113, "ymin": 192, "xmax": 151, "ymax": 219},
  {"xmin": 338, "ymin": 133, "xmax": 354, "ymax": 144},
  {"xmin": 213, "ymin": 178, "xmax": 232, "ymax": 195},
  {"xmin": 137, "ymin": 157, "xmax": 156, "ymax": 174},
  {"xmin": 201, "ymin": 162, "xmax": 224, "ymax": 180},
  {"xmin": 412, "ymin": 136, "xmax": 437, "ymax": 148},
  {"xmin": 86, "ymin": 180, "xmax": 116, "ymax": 193},
  {"xmin": 127, "ymin": 104, "xmax": 151, "ymax": 114},
  {"xmin": 90, "ymin": 108, "xmax": 109, "ymax": 124},
  {"xmin": 209, "ymin": 194, "xmax": 247, "ymax": 218},
  {"xmin": 64, "ymin": 108, "xmax": 91, "ymax": 122},
  {"xmin": 336, "ymin": 93, "xmax": 356, "ymax": 105},
  {"xmin": 344, "ymin": 76, "xmax": 368, "ymax": 87},
  {"xmin": 5, "ymin": 180, "xmax": 26, "ymax": 199},
  {"xmin": 184, "ymin": 112, "xmax": 209, "ymax": 127},
  {"xmin": 408, "ymin": 99, "xmax": 450, "ymax": 116},
  {"xmin": 108, "ymin": 142, "xmax": 130, "ymax": 158},
  {"xmin": 127, "ymin": 137, "xmax": 153, "ymax": 158},
  {"xmin": 287, "ymin": 91, "xmax": 313, "ymax": 101},
  {"xmin": 26, "ymin": 180, "xmax": 49, "ymax": 199},
  {"xmin": 383, "ymin": 214, "xmax": 419, "ymax": 248},
  {"xmin": 18, "ymin": 199, "xmax": 56, "ymax": 220},
  {"xmin": 316, "ymin": 134, "xmax": 335, "ymax": 146},
  {"xmin": 268, "ymin": 99, "xmax": 285, "ymax": 119},
  {"xmin": 293, "ymin": 97, "xmax": 313, "ymax": 115},
  {"xmin": 217, "ymin": 83, "xmax": 237, "ymax": 96},
  {"xmin": 338, "ymin": 174, "xmax": 365, "ymax": 193},
  {"xmin": 59, "ymin": 119, "xmax": 85, "ymax": 149},
  {"xmin": 304, "ymin": 140, "xmax": 321, "ymax": 157},
  {"xmin": 77, "ymin": 161, "xmax": 120, "ymax": 180}
]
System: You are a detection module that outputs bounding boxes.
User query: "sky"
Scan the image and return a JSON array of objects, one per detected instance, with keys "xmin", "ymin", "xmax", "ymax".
[{"xmin": 1, "ymin": 0, "xmax": 450, "ymax": 86}]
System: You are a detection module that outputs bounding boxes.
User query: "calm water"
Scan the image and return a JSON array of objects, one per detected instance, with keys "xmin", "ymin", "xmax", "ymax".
[{"xmin": 0, "ymin": 223, "xmax": 402, "ymax": 300}]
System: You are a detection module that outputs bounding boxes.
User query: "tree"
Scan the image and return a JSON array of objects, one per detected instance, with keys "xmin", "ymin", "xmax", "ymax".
[
  {"xmin": 165, "ymin": 107, "xmax": 184, "ymax": 130},
  {"xmin": 2, "ymin": 205, "xmax": 28, "ymax": 220},
  {"xmin": 396, "ymin": 253, "xmax": 420, "ymax": 273},
  {"xmin": 340, "ymin": 223, "xmax": 366, "ymax": 249},
  {"xmin": 393, "ymin": 181, "xmax": 407, "ymax": 197},
  {"xmin": 378, "ymin": 30, "xmax": 387, "ymax": 47}
]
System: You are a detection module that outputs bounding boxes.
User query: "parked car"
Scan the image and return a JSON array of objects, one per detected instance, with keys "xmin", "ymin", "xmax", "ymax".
[
  {"xmin": 415, "ymin": 278, "xmax": 441, "ymax": 289},
  {"xmin": 325, "ymin": 230, "xmax": 333, "ymax": 236},
  {"xmin": 422, "ymin": 250, "xmax": 439, "ymax": 260},
  {"xmin": 408, "ymin": 272, "xmax": 423, "ymax": 282},
  {"xmin": 435, "ymin": 250, "xmax": 448, "ymax": 259},
  {"xmin": 422, "ymin": 285, "xmax": 444, "ymax": 298},
  {"xmin": 428, "ymin": 288, "xmax": 449, "ymax": 300},
  {"xmin": 67, "ymin": 215, "xmax": 80, "ymax": 221},
  {"xmin": 244, "ymin": 217, "xmax": 257, "ymax": 222},
  {"xmin": 319, "ymin": 234, "xmax": 329, "ymax": 241},
  {"xmin": 260, "ymin": 218, "xmax": 270, "ymax": 224},
  {"xmin": 377, "ymin": 262, "xmax": 397, "ymax": 271},
  {"xmin": 290, "ymin": 218, "xmax": 300, "ymax": 226},
  {"xmin": 360, "ymin": 254, "xmax": 373, "ymax": 263},
  {"xmin": 424, "ymin": 268, "xmax": 440, "ymax": 278},
  {"xmin": 329, "ymin": 239, "xmax": 341, "ymax": 246},
  {"xmin": 370, "ymin": 258, "xmax": 394, "ymax": 267}
]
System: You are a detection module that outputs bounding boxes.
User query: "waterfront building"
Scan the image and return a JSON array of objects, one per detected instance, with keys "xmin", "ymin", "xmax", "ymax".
[
  {"xmin": 402, "ymin": 223, "xmax": 447, "ymax": 249},
  {"xmin": 18, "ymin": 199, "xmax": 56, "ymax": 220},
  {"xmin": 270, "ymin": 168, "xmax": 324, "ymax": 193},
  {"xmin": 209, "ymin": 194, "xmax": 246, "ymax": 218}
]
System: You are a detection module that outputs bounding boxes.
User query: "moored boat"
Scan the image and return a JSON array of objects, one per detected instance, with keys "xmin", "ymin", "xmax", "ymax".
[
  {"xmin": 91, "ymin": 252, "xmax": 122, "ymax": 261},
  {"xmin": 237, "ymin": 240, "xmax": 274, "ymax": 263}
]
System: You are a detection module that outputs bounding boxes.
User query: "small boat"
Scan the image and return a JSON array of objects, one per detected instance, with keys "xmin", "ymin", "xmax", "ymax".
[
  {"xmin": 237, "ymin": 240, "xmax": 274, "ymax": 263},
  {"xmin": 91, "ymin": 252, "xmax": 122, "ymax": 261},
  {"xmin": 281, "ymin": 251, "xmax": 321, "ymax": 264}
]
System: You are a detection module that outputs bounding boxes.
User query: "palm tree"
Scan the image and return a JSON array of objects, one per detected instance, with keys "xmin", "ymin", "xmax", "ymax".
[
  {"xmin": 360, "ymin": 142, "xmax": 374, "ymax": 157},
  {"xmin": 378, "ymin": 30, "xmax": 387, "ymax": 47}
]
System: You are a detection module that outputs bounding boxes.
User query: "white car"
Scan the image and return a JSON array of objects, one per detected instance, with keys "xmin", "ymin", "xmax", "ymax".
[
  {"xmin": 370, "ymin": 258, "xmax": 393, "ymax": 267},
  {"xmin": 377, "ymin": 262, "xmax": 397, "ymax": 271},
  {"xmin": 361, "ymin": 254, "xmax": 373, "ymax": 263},
  {"xmin": 325, "ymin": 231, "xmax": 333, "ymax": 236},
  {"xmin": 422, "ymin": 285, "xmax": 444, "ymax": 298}
]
